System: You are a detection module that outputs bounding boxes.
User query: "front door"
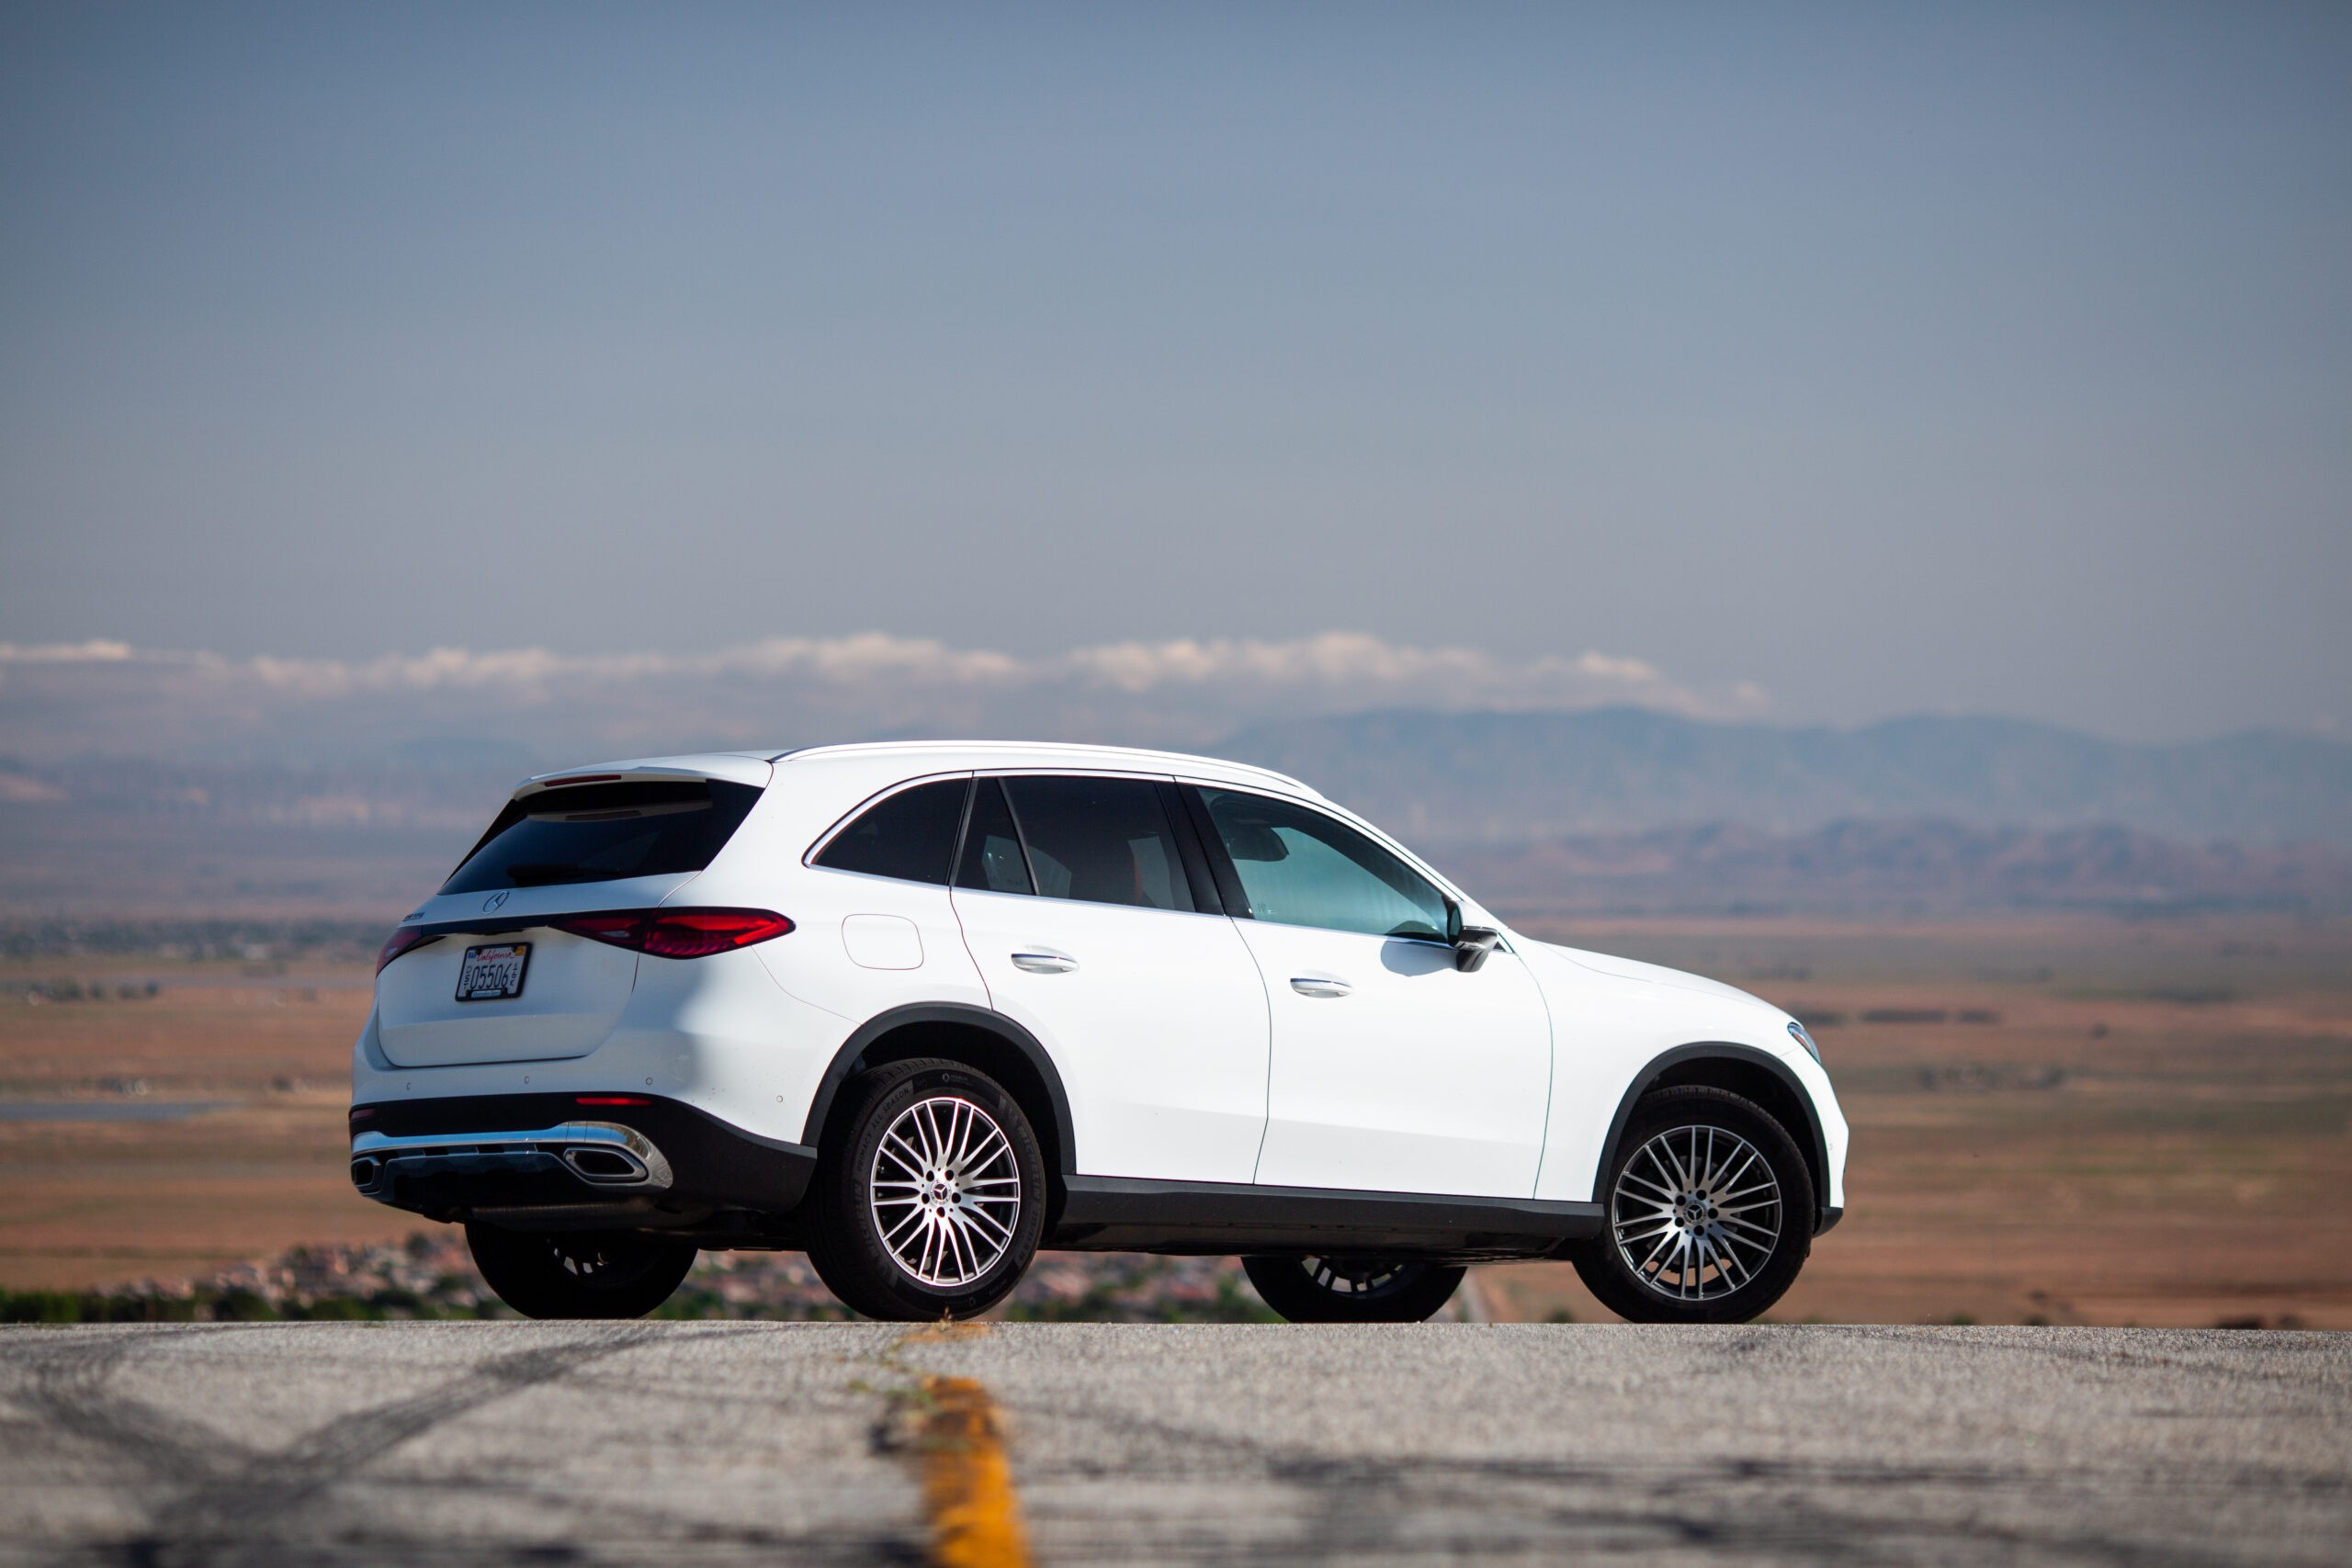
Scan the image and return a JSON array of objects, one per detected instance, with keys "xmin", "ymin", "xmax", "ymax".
[
  {"xmin": 1192, "ymin": 786, "xmax": 1554, "ymax": 1198},
  {"xmin": 949, "ymin": 773, "xmax": 1271, "ymax": 1185}
]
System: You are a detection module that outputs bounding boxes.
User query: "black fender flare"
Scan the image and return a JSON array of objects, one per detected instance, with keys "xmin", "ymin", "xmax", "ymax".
[
  {"xmin": 1591, "ymin": 1042, "xmax": 1832, "ymax": 1230},
  {"xmin": 797, "ymin": 1002, "xmax": 1078, "ymax": 1176}
]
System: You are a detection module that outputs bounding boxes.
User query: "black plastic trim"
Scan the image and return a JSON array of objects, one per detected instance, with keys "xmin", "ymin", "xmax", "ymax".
[
  {"xmin": 797, "ymin": 1003, "xmax": 1079, "ymax": 1175},
  {"xmin": 1590, "ymin": 1043, "xmax": 1834, "ymax": 1231},
  {"xmin": 1157, "ymin": 779, "xmax": 1226, "ymax": 915},
  {"xmin": 1815, "ymin": 1203, "xmax": 1844, "ymax": 1235},
  {"xmin": 347, "ymin": 1092, "xmax": 816, "ymax": 1220},
  {"xmin": 1174, "ymin": 783, "xmax": 1251, "ymax": 917},
  {"xmin": 1051, "ymin": 1174, "xmax": 1601, "ymax": 1255}
]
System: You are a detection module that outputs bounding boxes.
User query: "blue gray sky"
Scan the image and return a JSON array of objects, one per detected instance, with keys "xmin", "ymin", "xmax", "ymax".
[{"xmin": 2, "ymin": 2, "xmax": 2346, "ymax": 742}]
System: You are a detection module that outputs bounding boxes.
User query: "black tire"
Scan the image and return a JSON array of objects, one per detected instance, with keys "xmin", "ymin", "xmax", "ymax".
[
  {"xmin": 803, "ymin": 1057, "xmax": 1047, "ymax": 1322},
  {"xmin": 464, "ymin": 1223, "xmax": 697, "ymax": 1320},
  {"xmin": 1572, "ymin": 1085, "xmax": 1815, "ymax": 1325},
  {"xmin": 1242, "ymin": 1255, "xmax": 1468, "ymax": 1324}
]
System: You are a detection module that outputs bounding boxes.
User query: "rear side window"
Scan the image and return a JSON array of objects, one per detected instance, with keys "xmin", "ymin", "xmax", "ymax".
[
  {"xmin": 442, "ymin": 779, "xmax": 763, "ymax": 894},
  {"xmin": 814, "ymin": 778, "xmax": 971, "ymax": 885},
  {"xmin": 1003, "ymin": 775, "xmax": 1194, "ymax": 912}
]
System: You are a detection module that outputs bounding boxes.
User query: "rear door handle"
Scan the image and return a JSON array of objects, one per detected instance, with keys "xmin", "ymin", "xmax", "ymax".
[
  {"xmin": 1011, "ymin": 951, "xmax": 1078, "ymax": 975},
  {"xmin": 1290, "ymin": 976, "xmax": 1351, "ymax": 998}
]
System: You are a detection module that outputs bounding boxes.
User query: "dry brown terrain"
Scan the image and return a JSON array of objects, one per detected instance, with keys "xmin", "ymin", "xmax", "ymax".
[
  {"xmin": 6, "ymin": 914, "xmax": 2348, "ymax": 1325},
  {"xmin": 0, "ymin": 974, "xmax": 410, "ymax": 1291}
]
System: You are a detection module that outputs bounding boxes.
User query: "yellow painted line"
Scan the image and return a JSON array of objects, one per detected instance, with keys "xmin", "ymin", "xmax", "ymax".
[{"xmin": 915, "ymin": 1373, "xmax": 1033, "ymax": 1568}]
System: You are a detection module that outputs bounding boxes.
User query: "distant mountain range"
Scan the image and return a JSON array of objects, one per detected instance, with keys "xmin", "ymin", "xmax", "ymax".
[
  {"xmin": 1432, "ymin": 819, "xmax": 2352, "ymax": 919},
  {"xmin": 1220, "ymin": 709, "xmax": 2352, "ymax": 850},
  {"xmin": 3, "ymin": 707, "xmax": 2347, "ymax": 917}
]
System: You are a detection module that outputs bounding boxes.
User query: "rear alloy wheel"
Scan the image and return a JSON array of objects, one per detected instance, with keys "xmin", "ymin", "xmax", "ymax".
[
  {"xmin": 1572, "ymin": 1085, "xmax": 1815, "ymax": 1324},
  {"xmin": 804, "ymin": 1058, "xmax": 1046, "ymax": 1321},
  {"xmin": 464, "ymin": 1223, "xmax": 697, "ymax": 1319},
  {"xmin": 1242, "ymin": 1255, "xmax": 1468, "ymax": 1323}
]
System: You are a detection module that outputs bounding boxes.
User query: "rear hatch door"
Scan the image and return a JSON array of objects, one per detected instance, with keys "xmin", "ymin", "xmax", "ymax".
[{"xmin": 377, "ymin": 763, "xmax": 768, "ymax": 1068}]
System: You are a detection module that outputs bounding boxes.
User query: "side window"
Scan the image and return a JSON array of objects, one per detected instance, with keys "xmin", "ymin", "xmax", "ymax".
[
  {"xmin": 956, "ymin": 777, "xmax": 1034, "ymax": 895},
  {"xmin": 1198, "ymin": 788, "xmax": 1449, "ymax": 940},
  {"xmin": 1001, "ymin": 775, "xmax": 1195, "ymax": 912},
  {"xmin": 814, "ymin": 778, "xmax": 970, "ymax": 885}
]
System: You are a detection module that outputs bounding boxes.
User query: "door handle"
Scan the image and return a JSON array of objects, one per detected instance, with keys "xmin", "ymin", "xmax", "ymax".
[
  {"xmin": 1290, "ymin": 976, "xmax": 1351, "ymax": 998},
  {"xmin": 1011, "ymin": 951, "xmax": 1078, "ymax": 975}
]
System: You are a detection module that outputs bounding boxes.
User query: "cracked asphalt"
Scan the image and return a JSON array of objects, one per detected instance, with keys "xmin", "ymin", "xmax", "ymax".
[{"xmin": 1, "ymin": 1322, "xmax": 2345, "ymax": 1566}]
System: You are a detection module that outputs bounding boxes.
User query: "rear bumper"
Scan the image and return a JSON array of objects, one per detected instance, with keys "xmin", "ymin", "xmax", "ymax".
[{"xmin": 348, "ymin": 1092, "xmax": 816, "ymax": 1232}]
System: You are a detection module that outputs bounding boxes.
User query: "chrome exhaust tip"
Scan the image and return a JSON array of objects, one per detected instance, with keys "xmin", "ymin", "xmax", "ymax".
[
  {"xmin": 561, "ymin": 1144, "xmax": 650, "ymax": 1184},
  {"xmin": 349, "ymin": 1156, "xmax": 382, "ymax": 1188}
]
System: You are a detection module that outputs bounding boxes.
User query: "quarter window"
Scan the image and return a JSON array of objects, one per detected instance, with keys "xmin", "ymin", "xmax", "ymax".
[
  {"xmin": 1198, "ymin": 789, "xmax": 1448, "ymax": 940},
  {"xmin": 1002, "ymin": 775, "xmax": 1194, "ymax": 912},
  {"xmin": 814, "ymin": 778, "xmax": 970, "ymax": 885}
]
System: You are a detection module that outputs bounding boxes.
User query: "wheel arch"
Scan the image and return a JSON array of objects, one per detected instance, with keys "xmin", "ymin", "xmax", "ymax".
[
  {"xmin": 1593, "ymin": 1043, "xmax": 1833, "ymax": 1234},
  {"xmin": 800, "ymin": 1003, "xmax": 1077, "ymax": 1183}
]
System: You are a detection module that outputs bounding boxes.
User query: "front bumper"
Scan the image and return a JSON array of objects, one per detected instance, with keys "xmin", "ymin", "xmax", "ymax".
[{"xmin": 348, "ymin": 1092, "xmax": 817, "ymax": 1234}]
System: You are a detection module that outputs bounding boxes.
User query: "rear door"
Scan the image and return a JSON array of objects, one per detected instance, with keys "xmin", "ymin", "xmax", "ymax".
[
  {"xmin": 948, "ymin": 773, "xmax": 1271, "ymax": 1184},
  {"xmin": 1189, "ymin": 785, "xmax": 1553, "ymax": 1198}
]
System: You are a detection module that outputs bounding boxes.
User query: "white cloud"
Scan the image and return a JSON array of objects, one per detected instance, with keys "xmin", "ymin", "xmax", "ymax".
[
  {"xmin": 0, "ymin": 638, "xmax": 135, "ymax": 663},
  {"xmin": 0, "ymin": 631, "xmax": 1766, "ymax": 764}
]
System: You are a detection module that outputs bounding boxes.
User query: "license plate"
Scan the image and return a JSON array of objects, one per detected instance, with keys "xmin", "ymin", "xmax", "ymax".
[{"xmin": 456, "ymin": 942, "xmax": 530, "ymax": 1001}]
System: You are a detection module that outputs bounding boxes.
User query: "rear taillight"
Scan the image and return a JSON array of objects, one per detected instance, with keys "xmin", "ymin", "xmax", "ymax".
[
  {"xmin": 375, "ymin": 925, "xmax": 435, "ymax": 974},
  {"xmin": 550, "ymin": 908, "xmax": 795, "ymax": 959}
]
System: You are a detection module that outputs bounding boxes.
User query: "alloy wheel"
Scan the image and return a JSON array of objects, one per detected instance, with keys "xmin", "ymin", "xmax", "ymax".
[
  {"xmin": 1300, "ymin": 1257, "xmax": 1413, "ymax": 1295},
  {"xmin": 1611, "ymin": 1122, "xmax": 1783, "ymax": 1303},
  {"xmin": 868, "ymin": 1094, "xmax": 1023, "ymax": 1288}
]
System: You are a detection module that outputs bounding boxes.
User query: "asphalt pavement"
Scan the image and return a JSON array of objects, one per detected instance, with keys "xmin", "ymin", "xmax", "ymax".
[{"xmin": 1, "ymin": 1321, "xmax": 2345, "ymax": 1566}]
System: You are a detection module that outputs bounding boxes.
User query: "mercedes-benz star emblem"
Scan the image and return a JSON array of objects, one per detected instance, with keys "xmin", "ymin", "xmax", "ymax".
[{"xmin": 482, "ymin": 891, "xmax": 510, "ymax": 912}]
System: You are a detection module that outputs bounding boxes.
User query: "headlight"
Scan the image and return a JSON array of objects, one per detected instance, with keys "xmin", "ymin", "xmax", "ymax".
[{"xmin": 1788, "ymin": 1020, "xmax": 1821, "ymax": 1063}]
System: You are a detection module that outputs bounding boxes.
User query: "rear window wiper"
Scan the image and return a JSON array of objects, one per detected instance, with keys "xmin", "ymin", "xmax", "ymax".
[{"xmin": 502, "ymin": 863, "xmax": 594, "ymax": 886}]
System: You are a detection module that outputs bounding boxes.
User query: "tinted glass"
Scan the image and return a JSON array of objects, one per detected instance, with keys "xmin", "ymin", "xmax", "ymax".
[
  {"xmin": 1199, "ymin": 789, "xmax": 1447, "ymax": 939},
  {"xmin": 443, "ymin": 780, "xmax": 763, "ymax": 894},
  {"xmin": 956, "ymin": 777, "xmax": 1034, "ymax": 895},
  {"xmin": 1003, "ymin": 775, "xmax": 1193, "ymax": 912},
  {"xmin": 814, "ymin": 778, "xmax": 970, "ymax": 885}
]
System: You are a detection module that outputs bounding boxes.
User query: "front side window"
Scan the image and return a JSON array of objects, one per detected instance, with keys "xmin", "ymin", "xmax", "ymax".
[
  {"xmin": 1197, "ymin": 788, "xmax": 1448, "ymax": 940},
  {"xmin": 814, "ymin": 778, "xmax": 970, "ymax": 885},
  {"xmin": 443, "ymin": 779, "xmax": 764, "ymax": 894},
  {"xmin": 1001, "ymin": 775, "xmax": 1194, "ymax": 912}
]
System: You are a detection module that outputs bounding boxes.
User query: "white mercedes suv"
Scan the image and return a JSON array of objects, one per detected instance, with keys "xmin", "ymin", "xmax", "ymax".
[{"xmin": 352, "ymin": 742, "xmax": 1847, "ymax": 1324}]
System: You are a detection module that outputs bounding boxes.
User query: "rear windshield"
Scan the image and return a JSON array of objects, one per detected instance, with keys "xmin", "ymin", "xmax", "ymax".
[{"xmin": 441, "ymin": 779, "xmax": 763, "ymax": 894}]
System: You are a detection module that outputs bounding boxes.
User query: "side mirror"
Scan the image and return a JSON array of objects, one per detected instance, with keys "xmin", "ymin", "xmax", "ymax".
[
  {"xmin": 1452, "ymin": 926, "xmax": 1500, "ymax": 973},
  {"xmin": 1444, "ymin": 897, "xmax": 1498, "ymax": 971}
]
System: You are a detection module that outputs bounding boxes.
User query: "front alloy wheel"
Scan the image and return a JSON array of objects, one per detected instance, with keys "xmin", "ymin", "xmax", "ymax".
[
  {"xmin": 1613, "ymin": 1122, "xmax": 1782, "ymax": 1303},
  {"xmin": 1573, "ymin": 1085, "xmax": 1814, "ymax": 1324}
]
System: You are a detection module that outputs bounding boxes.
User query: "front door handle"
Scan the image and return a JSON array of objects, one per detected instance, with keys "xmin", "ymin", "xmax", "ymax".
[
  {"xmin": 1290, "ymin": 976, "xmax": 1351, "ymax": 998},
  {"xmin": 1011, "ymin": 951, "xmax": 1078, "ymax": 975}
]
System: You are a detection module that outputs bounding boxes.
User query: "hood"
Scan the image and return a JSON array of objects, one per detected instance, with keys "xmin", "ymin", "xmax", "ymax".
[{"xmin": 1538, "ymin": 942, "xmax": 1781, "ymax": 1013}]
